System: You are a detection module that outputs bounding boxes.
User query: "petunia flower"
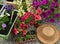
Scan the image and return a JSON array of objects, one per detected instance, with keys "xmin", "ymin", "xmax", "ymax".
[
  {"xmin": 20, "ymin": 23, "xmax": 25, "ymax": 29},
  {"xmin": 2, "ymin": 23, "xmax": 6, "ymax": 28},
  {"xmin": 42, "ymin": 12, "xmax": 48, "ymax": 19},
  {"xmin": 41, "ymin": 0, "xmax": 49, "ymax": 5},
  {"xmin": 12, "ymin": 28, "xmax": 19, "ymax": 35},
  {"xmin": 29, "ymin": 21, "xmax": 35, "ymax": 26},
  {"xmin": 21, "ymin": 30, "xmax": 26, "ymax": 36},
  {"xmin": 4, "ymin": 4, "xmax": 14, "ymax": 11},
  {"xmin": 46, "ymin": 10, "xmax": 52, "ymax": 16},
  {"xmin": 54, "ymin": 13, "xmax": 60, "ymax": 18},
  {"xmin": 50, "ymin": 1, "xmax": 55, "ymax": 9},
  {"xmin": 21, "ymin": 12, "xmax": 31, "ymax": 22},
  {"xmin": 36, "ymin": 7, "xmax": 42, "ymax": 15},
  {"xmin": 24, "ymin": 25, "xmax": 28, "ymax": 29},
  {"xmin": 34, "ymin": 14, "xmax": 42, "ymax": 21},
  {"xmin": 32, "ymin": 0, "xmax": 41, "ymax": 8},
  {"xmin": 49, "ymin": 18, "xmax": 55, "ymax": 23},
  {"xmin": 20, "ymin": 23, "xmax": 28, "ymax": 29}
]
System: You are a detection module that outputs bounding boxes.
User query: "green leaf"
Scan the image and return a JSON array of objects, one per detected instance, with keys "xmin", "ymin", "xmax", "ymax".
[
  {"xmin": 26, "ymin": 35, "xmax": 31, "ymax": 40},
  {"xmin": 37, "ymin": 20, "xmax": 43, "ymax": 24},
  {"xmin": 25, "ymin": 17, "xmax": 31, "ymax": 24},
  {"xmin": 20, "ymin": 37, "xmax": 25, "ymax": 41},
  {"xmin": 17, "ymin": 18, "xmax": 21, "ymax": 24},
  {"xmin": 0, "ymin": 15, "xmax": 9, "ymax": 23},
  {"xmin": 9, "ymin": 20, "xmax": 13, "ymax": 25}
]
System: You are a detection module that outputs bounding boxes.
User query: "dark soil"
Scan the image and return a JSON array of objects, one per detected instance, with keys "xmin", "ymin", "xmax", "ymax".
[
  {"xmin": 0, "ymin": 11, "xmax": 17, "ymax": 35},
  {"xmin": 0, "ymin": 5, "xmax": 3, "ymax": 9}
]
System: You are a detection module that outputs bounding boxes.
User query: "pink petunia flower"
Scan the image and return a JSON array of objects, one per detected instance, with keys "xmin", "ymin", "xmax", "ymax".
[
  {"xmin": 12, "ymin": 28, "xmax": 19, "ymax": 35},
  {"xmin": 36, "ymin": 7, "xmax": 42, "ymax": 15},
  {"xmin": 24, "ymin": 25, "xmax": 28, "ymax": 29},
  {"xmin": 20, "ymin": 23, "xmax": 25, "ymax": 28},
  {"xmin": 21, "ymin": 12, "xmax": 31, "ymax": 22},
  {"xmin": 29, "ymin": 21, "xmax": 35, "ymax": 26},
  {"xmin": 21, "ymin": 30, "xmax": 26, "ymax": 36},
  {"xmin": 33, "ymin": 14, "xmax": 42, "ymax": 21},
  {"xmin": 20, "ymin": 23, "xmax": 28, "ymax": 29}
]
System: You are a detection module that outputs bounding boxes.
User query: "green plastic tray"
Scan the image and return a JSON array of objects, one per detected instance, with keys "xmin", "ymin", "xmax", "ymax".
[{"xmin": 0, "ymin": 16, "xmax": 18, "ymax": 40}]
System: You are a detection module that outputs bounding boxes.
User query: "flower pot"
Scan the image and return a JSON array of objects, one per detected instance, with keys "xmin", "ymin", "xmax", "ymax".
[
  {"xmin": 0, "ymin": 4, "xmax": 6, "ymax": 14},
  {"xmin": 0, "ymin": 10, "xmax": 18, "ymax": 40}
]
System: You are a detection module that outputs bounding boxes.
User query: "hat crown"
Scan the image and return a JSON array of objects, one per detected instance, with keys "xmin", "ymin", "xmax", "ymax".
[{"xmin": 42, "ymin": 26, "xmax": 55, "ymax": 37}]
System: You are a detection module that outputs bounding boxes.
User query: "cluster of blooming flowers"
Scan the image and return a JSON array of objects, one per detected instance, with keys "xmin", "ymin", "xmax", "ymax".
[
  {"xmin": 12, "ymin": 7, "xmax": 42, "ymax": 35},
  {"xmin": 12, "ymin": 0, "xmax": 60, "ymax": 35},
  {"xmin": 32, "ymin": 0, "xmax": 60, "ymax": 23}
]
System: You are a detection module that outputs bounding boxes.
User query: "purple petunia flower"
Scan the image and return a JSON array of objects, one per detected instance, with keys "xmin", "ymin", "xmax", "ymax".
[
  {"xmin": 54, "ymin": 14, "xmax": 60, "ymax": 18},
  {"xmin": 49, "ymin": 18, "xmax": 55, "ymax": 23},
  {"xmin": 32, "ymin": 0, "xmax": 41, "ymax": 8},
  {"xmin": 46, "ymin": 10, "xmax": 52, "ymax": 16},
  {"xmin": 42, "ymin": 10, "xmax": 52, "ymax": 19},
  {"xmin": 50, "ymin": 1, "xmax": 55, "ymax": 9},
  {"xmin": 4, "ymin": 4, "xmax": 14, "ymax": 11},
  {"xmin": 42, "ymin": 12, "xmax": 48, "ymax": 19},
  {"xmin": 57, "ymin": 21, "xmax": 60, "ymax": 25},
  {"xmin": 2, "ymin": 23, "xmax": 6, "ymax": 28},
  {"xmin": 41, "ymin": 0, "xmax": 49, "ymax": 5}
]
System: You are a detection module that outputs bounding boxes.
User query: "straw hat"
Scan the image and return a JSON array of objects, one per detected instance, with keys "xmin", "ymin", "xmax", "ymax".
[{"xmin": 37, "ymin": 24, "xmax": 59, "ymax": 44}]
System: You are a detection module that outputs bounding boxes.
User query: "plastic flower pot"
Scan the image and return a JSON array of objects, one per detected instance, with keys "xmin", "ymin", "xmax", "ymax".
[
  {"xmin": 0, "ymin": 4, "xmax": 6, "ymax": 14},
  {"xmin": 0, "ymin": 11, "xmax": 18, "ymax": 40}
]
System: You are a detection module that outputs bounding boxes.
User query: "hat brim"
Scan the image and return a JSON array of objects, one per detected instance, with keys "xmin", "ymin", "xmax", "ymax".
[{"xmin": 37, "ymin": 24, "xmax": 59, "ymax": 44}]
